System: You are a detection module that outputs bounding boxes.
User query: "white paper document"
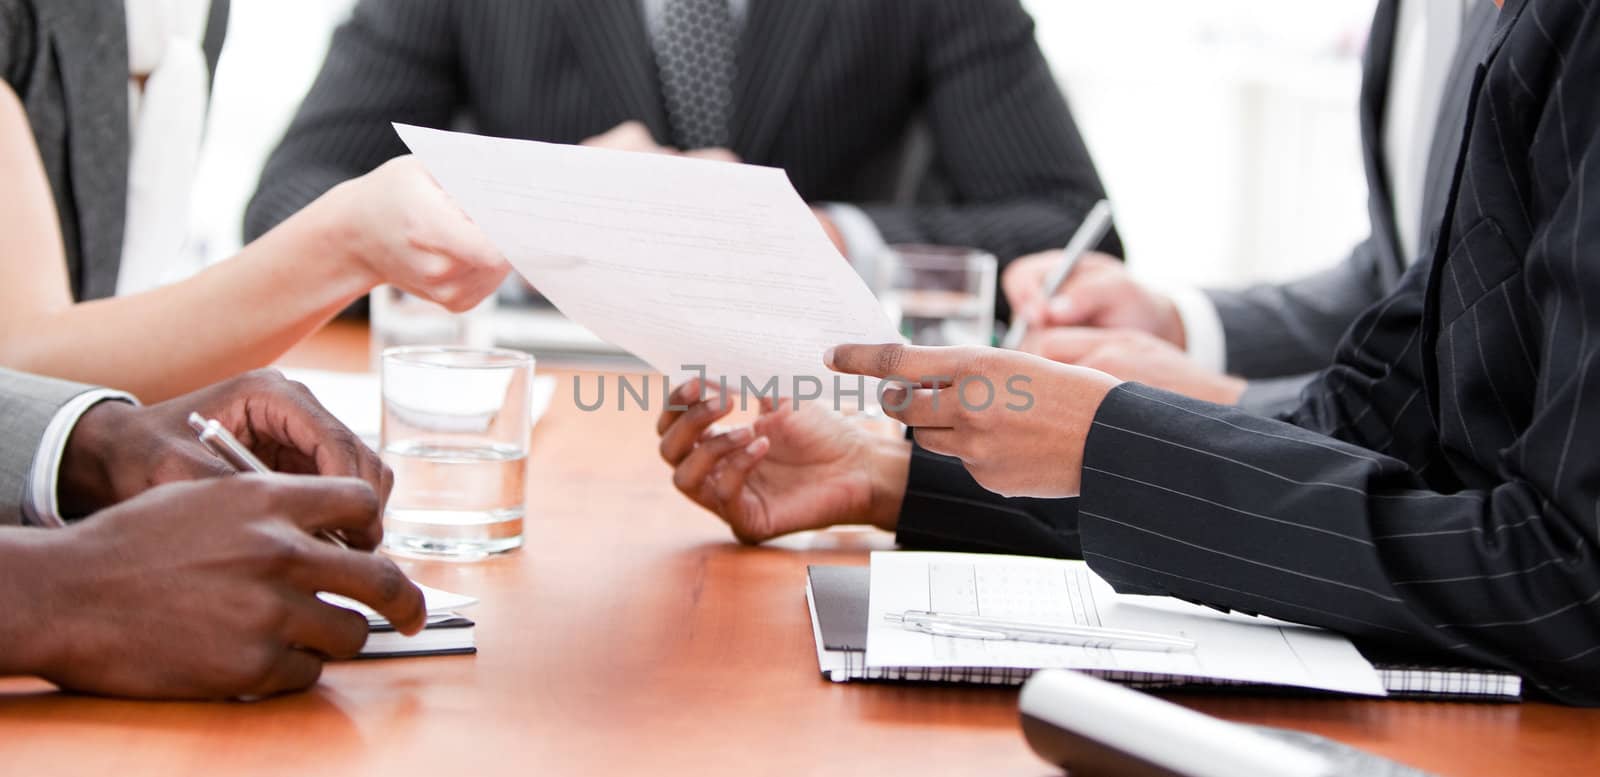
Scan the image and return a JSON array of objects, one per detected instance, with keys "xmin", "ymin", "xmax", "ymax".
[
  {"xmin": 395, "ymin": 125, "xmax": 903, "ymax": 398},
  {"xmin": 867, "ymin": 552, "xmax": 1386, "ymax": 696}
]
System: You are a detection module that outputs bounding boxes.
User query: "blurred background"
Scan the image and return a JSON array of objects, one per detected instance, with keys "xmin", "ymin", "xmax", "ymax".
[{"xmin": 188, "ymin": 0, "xmax": 1379, "ymax": 291}]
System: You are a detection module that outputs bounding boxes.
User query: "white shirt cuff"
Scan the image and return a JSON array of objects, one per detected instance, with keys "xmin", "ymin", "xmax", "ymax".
[
  {"xmin": 822, "ymin": 203, "xmax": 890, "ymax": 291},
  {"xmin": 1163, "ymin": 285, "xmax": 1229, "ymax": 374},
  {"xmin": 23, "ymin": 390, "xmax": 139, "ymax": 527}
]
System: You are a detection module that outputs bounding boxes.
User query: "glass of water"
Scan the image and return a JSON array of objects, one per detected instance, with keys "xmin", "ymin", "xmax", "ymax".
[
  {"xmin": 369, "ymin": 285, "xmax": 497, "ymax": 370},
  {"xmin": 876, "ymin": 245, "xmax": 998, "ymax": 347},
  {"xmin": 380, "ymin": 347, "xmax": 533, "ymax": 560}
]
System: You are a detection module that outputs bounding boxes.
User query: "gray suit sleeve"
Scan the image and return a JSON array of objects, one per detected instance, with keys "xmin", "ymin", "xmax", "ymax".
[
  {"xmin": 0, "ymin": 370, "xmax": 98, "ymax": 526},
  {"xmin": 1206, "ymin": 238, "xmax": 1390, "ymax": 380},
  {"xmin": 244, "ymin": 0, "xmax": 460, "ymax": 240},
  {"xmin": 857, "ymin": 0, "xmax": 1119, "ymax": 270}
]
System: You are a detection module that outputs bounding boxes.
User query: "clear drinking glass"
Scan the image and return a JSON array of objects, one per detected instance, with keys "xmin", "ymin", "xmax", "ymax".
[
  {"xmin": 380, "ymin": 347, "xmax": 533, "ymax": 560},
  {"xmin": 369, "ymin": 285, "xmax": 497, "ymax": 370},
  {"xmin": 876, "ymin": 245, "xmax": 999, "ymax": 347}
]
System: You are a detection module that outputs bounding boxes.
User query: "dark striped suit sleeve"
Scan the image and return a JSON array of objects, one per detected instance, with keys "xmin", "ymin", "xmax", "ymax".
[
  {"xmin": 857, "ymin": 0, "xmax": 1118, "ymax": 267},
  {"xmin": 244, "ymin": 0, "xmax": 460, "ymax": 240},
  {"xmin": 1080, "ymin": 115, "xmax": 1600, "ymax": 706},
  {"xmin": 896, "ymin": 443, "xmax": 1080, "ymax": 559}
]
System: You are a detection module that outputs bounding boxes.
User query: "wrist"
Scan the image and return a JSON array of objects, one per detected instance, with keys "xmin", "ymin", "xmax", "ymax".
[
  {"xmin": 864, "ymin": 437, "xmax": 911, "ymax": 532},
  {"xmin": 302, "ymin": 180, "xmax": 384, "ymax": 298},
  {"xmin": 57, "ymin": 401, "xmax": 138, "ymax": 518},
  {"xmin": 0, "ymin": 528, "xmax": 77, "ymax": 677}
]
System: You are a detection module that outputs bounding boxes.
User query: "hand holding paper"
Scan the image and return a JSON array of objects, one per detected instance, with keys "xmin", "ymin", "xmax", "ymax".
[{"xmin": 395, "ymin": 125, "xmax": 902, "ymax": 401}]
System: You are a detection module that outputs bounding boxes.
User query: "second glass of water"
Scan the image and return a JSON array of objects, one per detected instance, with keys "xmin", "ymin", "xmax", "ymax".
[
  {"xmin": 876, "ymin": 245, "xmax": 998, "ymax": 347},
  {"xmin": 380, "ymin": 347, "xmax": 533, "ymax": 560},
  {"xmin": 369, "ymin": 284, "xmax": 497, "ymax": 370}
]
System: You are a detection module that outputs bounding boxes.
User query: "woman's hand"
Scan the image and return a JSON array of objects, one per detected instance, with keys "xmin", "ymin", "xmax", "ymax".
[
  {"xmin": 826, "ymin": 344, "xmax": 1122, "ymax": 498},
  {"xmin": 656, "ymin": 380, "xmax": 910, "ymax": 544},
  {"xmin": 323, "ymin": 156, "xmax": 512, "ymax": 312}
]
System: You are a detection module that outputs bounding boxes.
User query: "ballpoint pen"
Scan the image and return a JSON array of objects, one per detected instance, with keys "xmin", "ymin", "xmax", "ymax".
[
  {"xmin": 886, "ymin": 609, "xmax": 1196, "ymax": 652},
  {"xmin": 1000, "ymin": 198, "xmax": 1116, "ymax": 351},
  {"xmin": 187, "ymin": 412, "xmax": 350, "ymax": 549}
]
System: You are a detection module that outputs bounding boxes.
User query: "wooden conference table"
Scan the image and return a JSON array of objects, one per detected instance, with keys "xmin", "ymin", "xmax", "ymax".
[{"xmin": 2, "ymin": 321, "xmax": 1598, "ymax": 776}]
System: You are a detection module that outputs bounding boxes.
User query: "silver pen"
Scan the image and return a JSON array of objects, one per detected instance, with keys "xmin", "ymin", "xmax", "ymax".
[
  {"xmin": 1001, "ymin": 199, "xmax": 1116, "ymax": 351},
  {"xmin": 887, "ymin": 609, "xmax": 1196, "ymax": 652},
  {"xmin": 187, "ymin": 412, "xmax": 350, "ymax": 550}
]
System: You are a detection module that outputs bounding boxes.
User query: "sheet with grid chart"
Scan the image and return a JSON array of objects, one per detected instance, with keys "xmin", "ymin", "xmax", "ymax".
[{"xmin": 865, "ymin": 552, "xmax": 1386, "ymax": 696}]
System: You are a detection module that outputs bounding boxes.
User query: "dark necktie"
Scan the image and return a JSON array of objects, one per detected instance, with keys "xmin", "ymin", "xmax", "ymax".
[{"xmin": 655, "ymin": 0, "xmax": 737, "ymax": 150}]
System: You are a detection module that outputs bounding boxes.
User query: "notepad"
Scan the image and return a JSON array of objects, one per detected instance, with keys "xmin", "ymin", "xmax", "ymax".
[
  {"xmin": 867, "ymin": 552, "xmax": 1384, "ymax": 695},
  {"xmin": 361, "ymin": 613, "xmax": 476, "ymax": 659},
  {"xmin": 808, "ymin": 559, "xmax": 1523, "ymax": 701},
  {"xmin": 320, "ymin": 582, "xmax": 477, "ymax": 619},
  {"xmin": 322, "ymin": 583, "xmax": 479, "ymax": 659}
]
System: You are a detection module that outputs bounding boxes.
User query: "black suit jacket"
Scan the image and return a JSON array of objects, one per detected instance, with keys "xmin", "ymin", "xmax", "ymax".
[
  {"xmin": 0, "ymin": 0, "xmax": 228, "ymax": 301},
  {"xmin": 899, "ymin": 0, "xmax": 1600, "ymax": 705},
  {"xmin": 245, "ymin": 0, "xmax": 1116, "ymax": 282}
]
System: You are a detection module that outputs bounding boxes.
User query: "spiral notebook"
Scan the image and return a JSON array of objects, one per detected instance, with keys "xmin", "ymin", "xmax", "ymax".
[{"xmin": 807, "ymin": 564, "xmax": 1522, "ymax": 702}]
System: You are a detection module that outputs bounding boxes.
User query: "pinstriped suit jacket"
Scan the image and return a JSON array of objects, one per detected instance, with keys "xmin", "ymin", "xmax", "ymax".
[
  {"xmin": 0, "ymin": 370, "xmax": 97, "ymax": 525},
  {"xmin": 245, "ymin": 0, "xmax": 1116, "ymax": 284},
  {"xmin": 898, "ymin": 0, "xmax": 1600, "ymax": 705}
]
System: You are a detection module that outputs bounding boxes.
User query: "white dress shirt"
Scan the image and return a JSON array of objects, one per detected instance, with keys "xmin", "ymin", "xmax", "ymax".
[
  {"xmin": 1385, "ymin": 0, "xmax": 1471, "ymax": 265},
  {"xmin": 116, "ymin": 0, "xmax": 213, "ymax": 297},
  {"xmin": 21, "ymin": 390, "xmax": 139, "ymax": 527},
  {"xmin": 1177, "ymin": 0, "xmax": 1476, "ymax": 373}
]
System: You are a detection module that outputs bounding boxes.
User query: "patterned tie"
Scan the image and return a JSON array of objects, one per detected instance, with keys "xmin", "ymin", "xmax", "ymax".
[{"xmin": 655, "ymin": 0, "xmax": 737, "ymax": 150}]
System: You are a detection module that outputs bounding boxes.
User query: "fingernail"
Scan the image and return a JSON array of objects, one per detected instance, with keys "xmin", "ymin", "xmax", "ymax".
[
  {"xmin": 823, "ymin": 347, "xmax": 837, "ymax": 369},
  {"xmin": 728, "ymin": 427, "xmax": 753, "ymax": 444},
  {"xmin": 1049, "ymin": 298, "xmax": 1073, "ymax": 317},
  {"xmin": 746, "ymin": 437, "xmax": 770, "ymax": 456}
]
